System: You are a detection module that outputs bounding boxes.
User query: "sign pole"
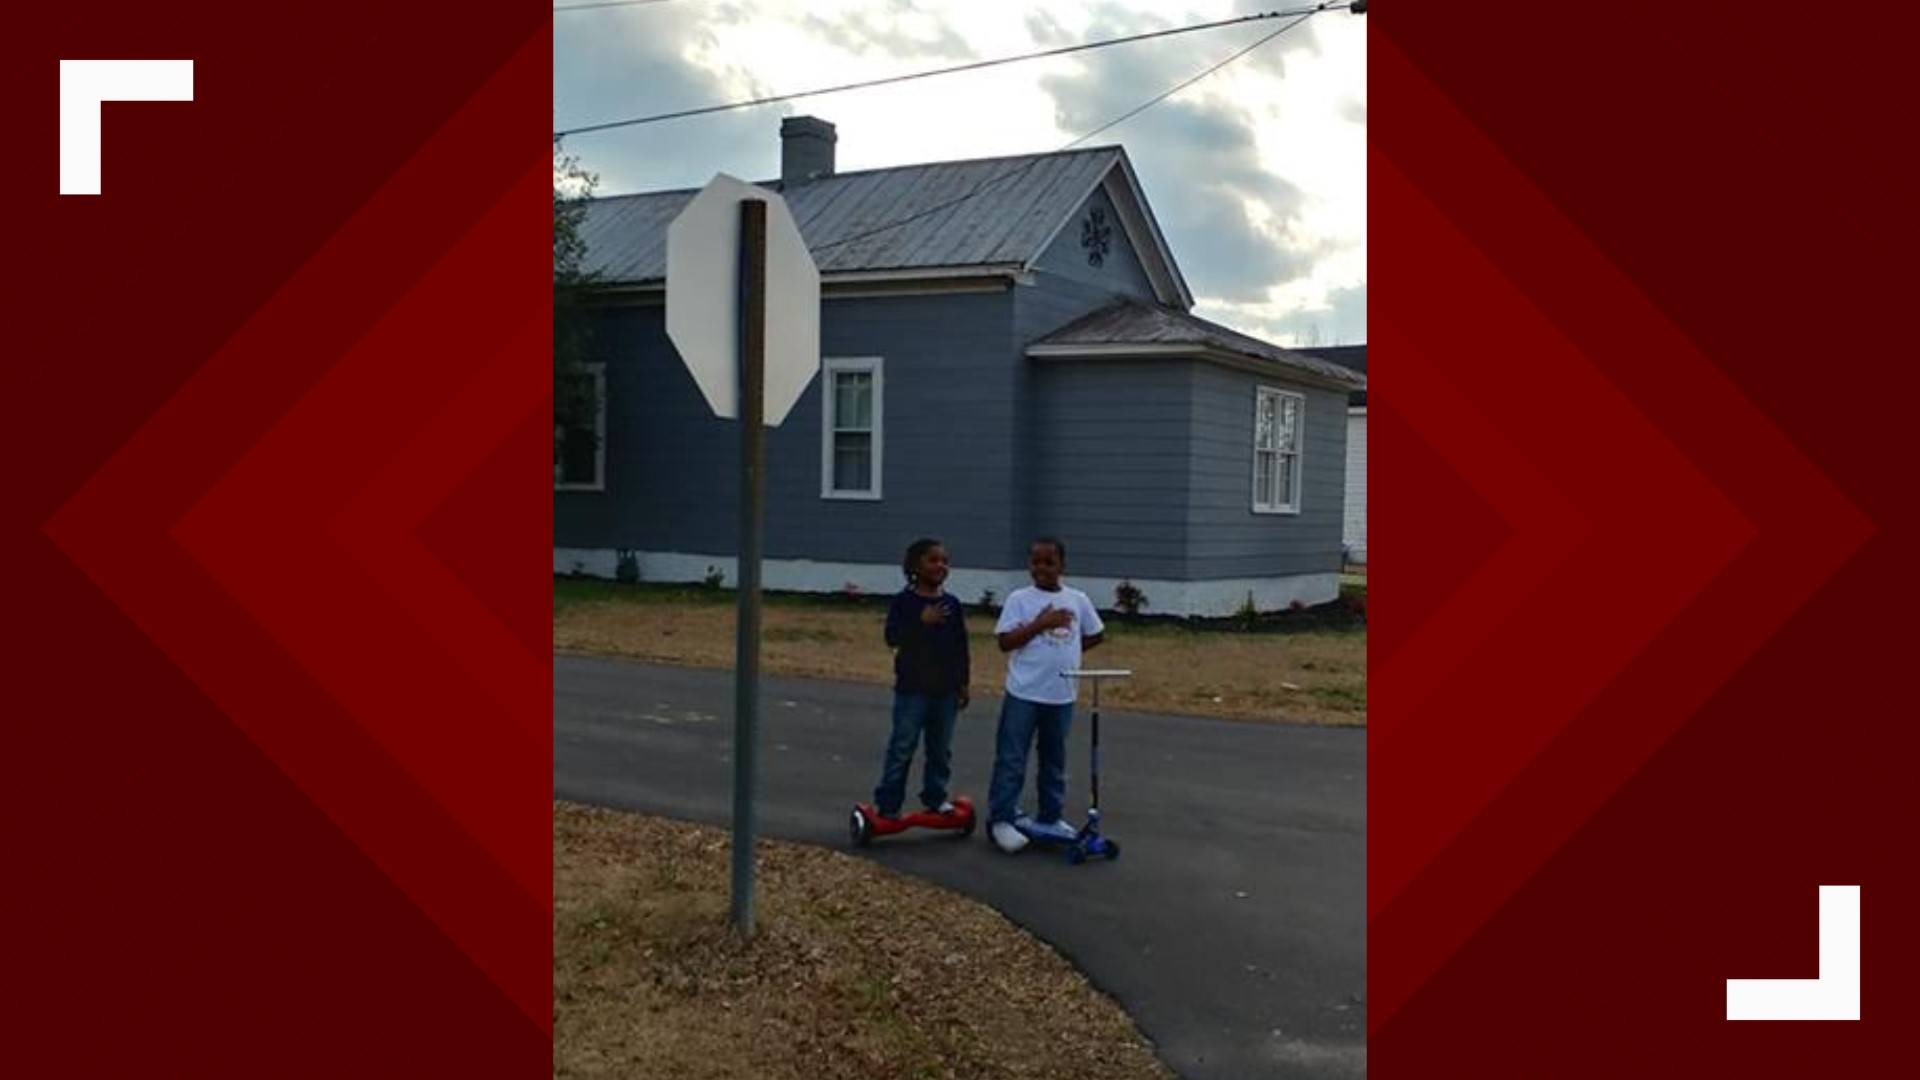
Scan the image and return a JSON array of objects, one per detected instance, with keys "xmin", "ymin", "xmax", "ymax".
[{"xmin": 730, "ymin": 199, "xmax": 768, "ymax": 937}]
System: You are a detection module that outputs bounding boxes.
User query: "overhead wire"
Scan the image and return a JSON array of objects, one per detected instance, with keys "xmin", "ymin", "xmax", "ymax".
[
  {"xmin": 554, "ymin": 4, "xmax": 1348, "ymax": 139},
  {"xmin": 810, "ymin": 11, "xmax": 1321, "ymax": 256}
]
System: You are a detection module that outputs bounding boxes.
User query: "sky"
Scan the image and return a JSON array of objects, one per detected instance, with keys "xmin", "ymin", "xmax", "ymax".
[{"xmin": 554, "ymin": 0, "xmax": 1367, "ymax": 348}]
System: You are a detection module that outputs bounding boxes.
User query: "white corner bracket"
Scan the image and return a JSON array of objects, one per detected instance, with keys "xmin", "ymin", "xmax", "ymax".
[
  {"xmin": 60, "ymin": 60, "xmax": 194, "ymax": 195},
  {"xmin": 1726, "ymin": 885, "xmax": 1861, "ymax": 1021}
]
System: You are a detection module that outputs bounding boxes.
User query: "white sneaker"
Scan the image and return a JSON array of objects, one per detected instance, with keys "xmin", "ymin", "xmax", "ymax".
[
  {"xmin": 990, "ymin": 821, "xmax": 1029, "ymax": 853},
  {"xmin": 1028, "ymin": 818, "xmax": 1079, "ymax": 842},
  {"xmin": 934, "ymin": 800, "xmax": 956, "ymax": 815}
]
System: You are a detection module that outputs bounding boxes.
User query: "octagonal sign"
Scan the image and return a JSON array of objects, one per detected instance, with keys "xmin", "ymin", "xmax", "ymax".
[{"xmin": 666, "ymin": 173, "xmax": 821, "ymax": 425}]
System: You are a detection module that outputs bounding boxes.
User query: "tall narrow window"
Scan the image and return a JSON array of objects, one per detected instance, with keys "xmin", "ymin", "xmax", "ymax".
[
  {"xmin": 1254, "ymin": 386, "xmax": 1303, "ymax": 514},
  {"xmin": 554, "ymin": 363, "xmax": 606, "ymax": 492},
  {"xmin": 822, "ymin": 357, "xmax": 883, "ymax": 499}
]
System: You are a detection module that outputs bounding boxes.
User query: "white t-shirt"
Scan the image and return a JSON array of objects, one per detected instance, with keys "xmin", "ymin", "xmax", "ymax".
[{"xmin": 995, "ymin": 584, "xmax": 1106, "ymax": 705}]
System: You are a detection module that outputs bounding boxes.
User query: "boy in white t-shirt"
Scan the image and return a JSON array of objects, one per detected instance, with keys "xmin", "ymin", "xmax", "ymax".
[{"xmin": 987, "ymin": 536, "xmax": 1106, "ymax": 853}]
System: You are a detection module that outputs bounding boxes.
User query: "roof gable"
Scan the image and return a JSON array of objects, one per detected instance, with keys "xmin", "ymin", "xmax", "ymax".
[{"xmin": 1031, "ymin": 183, "xmax": 1158, "ymax": 300}]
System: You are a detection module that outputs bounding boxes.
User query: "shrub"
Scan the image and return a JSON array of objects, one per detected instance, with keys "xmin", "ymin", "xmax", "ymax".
[{"xmin": 1236, "ymin": 591, "xmax": 1260, "ymax": 629}]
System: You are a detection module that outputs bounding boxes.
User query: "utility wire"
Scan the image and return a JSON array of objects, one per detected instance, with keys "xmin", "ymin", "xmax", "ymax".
[
  {"xmin": 809, "ymin": 11, "xmax": 1321, "ymax": 256},
  {"xmin": 555, "ymin": 3, "xmax": 1347, "ymax": 138}
]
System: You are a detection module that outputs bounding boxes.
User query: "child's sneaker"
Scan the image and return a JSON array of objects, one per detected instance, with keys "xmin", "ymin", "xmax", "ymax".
[
  {"xmin": 990, "ymin": 821, "xmax": 1029, "ymax": 853},
  {"xmin": 934, "ymin": 800, "xmax": 957, "ymax": 816},
  {"xmin": 1027, "ymin": 818, "xmax": 1079, "ymax": 843}
]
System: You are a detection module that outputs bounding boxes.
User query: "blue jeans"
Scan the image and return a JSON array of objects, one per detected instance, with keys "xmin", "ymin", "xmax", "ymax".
[
  {"xmin": 873, "ymin": 692, "xmax": 958, "ymax": 816},
  {"xmin": 988, "ymin": 694, "xmax": 1073, "ymax": 825}
]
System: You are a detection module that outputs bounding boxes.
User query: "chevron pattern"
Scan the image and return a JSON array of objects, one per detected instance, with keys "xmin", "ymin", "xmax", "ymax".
[
  {"xmin": 9, "ymin": 6, "xmax": 550, "ymax": 1072},
  {"xmin": 1373, "ymin": 9, "xmax": 1890, "ymax": 1072}
]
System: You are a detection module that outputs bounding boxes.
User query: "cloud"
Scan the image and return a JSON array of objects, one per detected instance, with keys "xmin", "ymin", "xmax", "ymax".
[
  {"xmin": 553, "ymin": 1, "xmax": 1364, "ymax": 344},
  {"xmin": 1036, "ymin": 17, "xmax": 1325, "ymax": 301},
  {"xmin": 802, "ymin": 5, "xmax": 976, "ymax": 62},
  {"xmin": 553, "ymin": 3, "xmax": 785, "ymax": 194},
  {"xmin": 1201, "ymin": 282, "xmax": 1368, "ymax": 347}
]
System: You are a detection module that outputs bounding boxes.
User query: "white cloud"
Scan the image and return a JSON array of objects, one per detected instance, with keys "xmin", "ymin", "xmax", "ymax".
[{"xmin": 555, "ymin": 0, "xmax": 1366, "ymax": 344}]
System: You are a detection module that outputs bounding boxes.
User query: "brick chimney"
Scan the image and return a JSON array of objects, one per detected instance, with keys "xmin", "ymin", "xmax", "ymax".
[{"xmin": 780, "ymin": 116, "xmax": 836, "ymax": 186}]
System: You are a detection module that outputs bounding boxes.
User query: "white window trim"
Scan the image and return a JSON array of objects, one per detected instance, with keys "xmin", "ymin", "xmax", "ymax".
[
  {"xmin": 821, "ymin": 356, "xmax": 884, "ymax": 501},
  {"xmin": 554, "ymin": 362, "xmax": 607, "ymax": 493},
  {"xmin": 1252, "ymin": 385, "xmax": 1304, "ymax": 515}
]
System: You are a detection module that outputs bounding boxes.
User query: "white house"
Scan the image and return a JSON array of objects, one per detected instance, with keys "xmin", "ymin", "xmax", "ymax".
[{"xmin": 1303, "ymin": 345, "xmax": 1366, "ymax": 564}]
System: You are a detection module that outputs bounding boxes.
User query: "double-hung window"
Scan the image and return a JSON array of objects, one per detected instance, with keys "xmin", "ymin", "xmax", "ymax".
[
  {"xmin": 821, "ymin": 357, "xmax": 883, "ymax": 499},
  {"xmin": 1253, "ymin": 386, "xmax": 1303, "ymax": 514},
  {"xmin": 554, "ymin": 362, "xmax": 606, "ymax": 491}
]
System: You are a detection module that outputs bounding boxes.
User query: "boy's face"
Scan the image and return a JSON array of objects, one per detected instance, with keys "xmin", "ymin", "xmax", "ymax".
[
  {"xmin": 917, "ymin": 546, "xmax": 949, "ymax": 586},
  {"xmin": 1027, "ymin": 544, "xmax": 1063, "ymax": 590}
]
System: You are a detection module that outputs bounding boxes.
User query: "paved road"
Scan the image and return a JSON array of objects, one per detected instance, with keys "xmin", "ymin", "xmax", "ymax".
[{"xmin": 555, "ymin": 655, "xmax": 1366, "ymax": 1079}]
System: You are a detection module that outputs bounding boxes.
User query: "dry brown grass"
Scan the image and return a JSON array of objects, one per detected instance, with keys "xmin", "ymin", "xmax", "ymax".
[
  {"xmin": 553, "ymin": 581, "xmax": 1366, "ymax": 725},
  {"xmin": 555, "ymin": 802, "xmax": 1175, "ymax": 1080}
]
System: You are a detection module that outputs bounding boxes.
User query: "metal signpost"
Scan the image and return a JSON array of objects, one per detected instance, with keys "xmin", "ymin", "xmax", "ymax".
[{"xmin": 666, "ymin": 175, "xmax": 820, "ymax": 936}]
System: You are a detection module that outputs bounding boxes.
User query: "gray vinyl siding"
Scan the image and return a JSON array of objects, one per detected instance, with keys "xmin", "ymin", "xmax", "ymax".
[
  {"xmin": 1009, "ymin": 189, "xmax": 1162, "ymax": 562},
  {"xmin": 1027, "ymin": 361, "xmax": 1192, "ymax": 580},
  {"xmin": 555, "ymin": 288, "xmax": 1025, "ymax": 568},
  {"xmin": 1186, "ymin": 365, "xmax": 1348, "ymax": 579},
  {"xmin": 1024, "ymin": 360, "xmax": 1347, "ymax": 583}
]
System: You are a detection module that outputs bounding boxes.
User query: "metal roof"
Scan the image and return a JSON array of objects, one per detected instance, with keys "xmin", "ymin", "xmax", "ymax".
[
  {"xmin": 1029, "ymin": 298, "xmax": 1368, "ymax": 390},
  {"xmin": 1301, "ymin": 345, "xmax": 1368, "ymax": 406},
  {"xmin": 578, "ymin": 147, "xmax": 1132, "ymax": 284}
]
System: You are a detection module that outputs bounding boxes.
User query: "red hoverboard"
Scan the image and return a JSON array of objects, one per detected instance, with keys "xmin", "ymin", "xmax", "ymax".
[{"xmin": 849, "ymin": 797, "xmax": 977, "ymax": 845}]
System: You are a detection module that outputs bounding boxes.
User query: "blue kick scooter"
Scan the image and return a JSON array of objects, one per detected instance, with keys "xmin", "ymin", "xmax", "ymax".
[{"xmin": 1016, "ymin": 669, "xmax": 1129, "ymax": 863}]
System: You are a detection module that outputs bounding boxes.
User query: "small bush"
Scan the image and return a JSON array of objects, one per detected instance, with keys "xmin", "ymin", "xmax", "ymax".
[
  {"xmin": 1236, "ymin": 592, "xmax": 1260, "ymax": 629},
  {"xmin": 702, "ymin": 565, "xmax": 726, "ymax": 590},
  {"xmin": 1114, "ymin": 580, "xmax": 1149, "ymax": 618},
  {"xmin": 615, "ymin": 550, "xmax": 640, "ymax": 584}
]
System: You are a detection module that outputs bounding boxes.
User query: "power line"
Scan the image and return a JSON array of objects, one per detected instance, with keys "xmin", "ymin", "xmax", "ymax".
[
  {"xmin": 1063, "ymin": 16, "xmax": 1308, "ymax": 151},
  {"xmin": 554, "ymin": 3, "xmax": 1347, "ymax": 139},
  {"xmin": 810, "ymin": 11, "xmax": 1324, "ymax": 257}
]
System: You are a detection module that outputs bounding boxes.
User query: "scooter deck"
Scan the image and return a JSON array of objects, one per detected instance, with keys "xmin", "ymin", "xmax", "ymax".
[{"xmin": 1012, "ymin": 818, "xmax": 1121, "ymax": 863}]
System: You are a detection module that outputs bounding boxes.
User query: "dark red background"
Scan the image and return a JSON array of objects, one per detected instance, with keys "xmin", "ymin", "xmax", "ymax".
[
  {"xmin": 0, "ymin": 3, "xmax": 550, "ymax": 1073},
  {"xmin": 1373, "ymin": 4, "xmax": 1915, "ymax": 1074},
  {"xmin": 6, "ymin": 2, "xmax": 1912, "ymax": 1075}
]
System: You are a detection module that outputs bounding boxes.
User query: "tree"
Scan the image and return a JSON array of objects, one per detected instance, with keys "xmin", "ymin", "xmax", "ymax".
[{"xmin": 554, "ymin": 141, "xmax": 599, "ymax": 466}]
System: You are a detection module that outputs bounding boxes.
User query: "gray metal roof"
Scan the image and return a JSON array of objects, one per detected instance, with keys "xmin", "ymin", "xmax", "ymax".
[
  {"xmin": 578, "ymin": 147, "xmax": 1128, "ymax": 284},
  {"xmin": 1030, "ymin": 298, "xmax": 1367, "ymax": 389},
  {"xmin": 1301, "ymin": 345, "xmax": 1368, "ymax": 406}
]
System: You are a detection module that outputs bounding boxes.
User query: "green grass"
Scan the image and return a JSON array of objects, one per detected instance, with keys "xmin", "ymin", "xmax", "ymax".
[{"xmin": 1308, "ymin": 685, "xmax": 1369, "ymax": 710}]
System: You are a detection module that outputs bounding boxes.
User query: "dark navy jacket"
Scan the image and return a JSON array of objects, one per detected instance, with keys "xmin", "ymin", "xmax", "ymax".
[{"xmin": 884, "ymin": 589, "xmax": 971, "ymax": 696}]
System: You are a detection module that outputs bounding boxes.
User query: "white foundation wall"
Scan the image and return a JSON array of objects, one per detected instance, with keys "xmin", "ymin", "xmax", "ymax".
[{"xmin": 554, "ymin": 548, "xmax": 1339, "ymax": 617}]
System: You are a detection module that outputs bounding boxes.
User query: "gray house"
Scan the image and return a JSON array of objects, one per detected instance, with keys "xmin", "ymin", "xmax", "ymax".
[{"xmin": 555, "ymin": 117, "xmax": 1365, "ymax": 616}]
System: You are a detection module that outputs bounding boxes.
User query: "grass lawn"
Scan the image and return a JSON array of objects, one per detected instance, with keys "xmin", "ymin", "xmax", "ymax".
[
  {"xmin": 555, "ymin": 802, "xmax": 1174, "ymax": 1080},
  {"xmin": 554, "ymin": 578, "xmax": 1366, "ymax": 725}
]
